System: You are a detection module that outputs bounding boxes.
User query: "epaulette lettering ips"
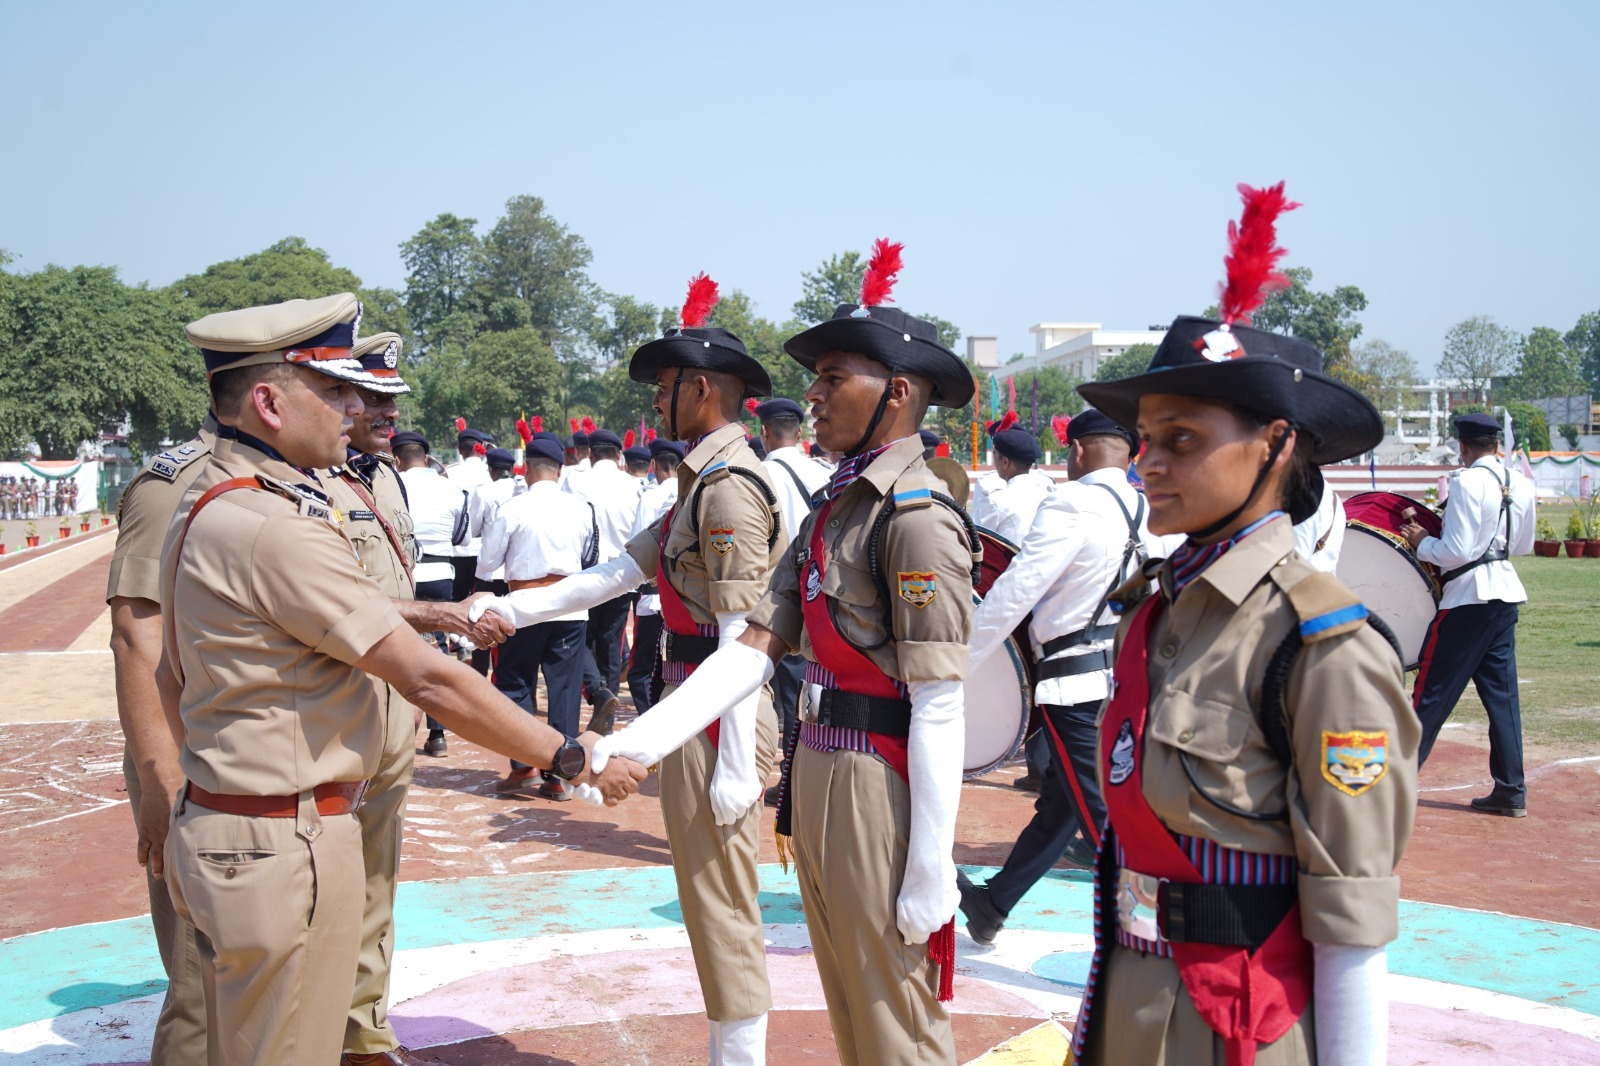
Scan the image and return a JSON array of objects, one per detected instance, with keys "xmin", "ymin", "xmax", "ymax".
[
  {"xmin": 1271, "ymin": 564, "xmax": 1368, "ymax": 645},
  {"xmin": 257, "ymin": 476, "xmax": 341, "ymax": 526},
  {"xmin": 144, "ymin": 438, "xmax": 212, "ymax": 482}
]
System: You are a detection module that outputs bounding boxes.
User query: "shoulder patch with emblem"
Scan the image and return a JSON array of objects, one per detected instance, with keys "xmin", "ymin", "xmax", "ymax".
[
  {"xmin": 1321, "ymin": 730, "xmax": 1389, "ymax": 796},
  {"xmin": 897, "ymin": 570, "xmax": 937, "ymax": 608},
  {"xmin": 708, "ymin": 527, "xmax": 735, "ymax": 555}
]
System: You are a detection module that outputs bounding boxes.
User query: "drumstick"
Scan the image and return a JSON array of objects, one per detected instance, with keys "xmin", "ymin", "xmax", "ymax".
[{"xmin": 1401, "ymin": 507, "xmax": 1416, "ymax": 523}]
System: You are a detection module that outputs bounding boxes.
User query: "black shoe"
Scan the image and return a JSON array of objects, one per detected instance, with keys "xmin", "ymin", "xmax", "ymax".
[
  {"xmin": 957, "ymin": 877, "xmax": 1006, "ymax": 945},
  {"xmin": 1469, "ymin": 793, "xmax": 1527, "ymax": 818},
  {"xmin": 588, "ymin": 690, "xmax": 620, "ymax": 736},
  {"xmin": 764, "ymin": 784, "xmax": 782, "ymax": 808},
  {"xmin": 1062, "ymin": 835, "xmax": 1096, "ymax": 868},
  {"xmin": 423, "ymin": 731, "xmax": 447, "ymax": 757},
  {"xmin": 1012, "ymin": 774, "xmax": 1041, "ymax": 793}
]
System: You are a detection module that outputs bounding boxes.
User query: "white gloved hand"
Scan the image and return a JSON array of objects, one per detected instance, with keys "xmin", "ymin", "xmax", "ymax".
[
  {"xmin": 1312, "ymin": 943, "xmax": 1387, "ymax": 1065},
  {"xmin": 896, "ymin": 678, "xmax": 964, "ymax": 945},
  {"xmin": 469, "ymin": 554, "xmax": 646, "ymax": 628},
  {"xmin": 708, "ymin": 613, "xmax": 763, "ymax": 825},
  {"xmin": 574, "ymin": 783, "xmax": 605, "ymax": 806},
  {"xmin": 599, "ymin": 641, "xmax": 775, "ymax": 769}
]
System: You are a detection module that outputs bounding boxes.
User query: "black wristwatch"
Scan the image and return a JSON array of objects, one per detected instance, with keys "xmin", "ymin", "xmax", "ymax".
[{"xmin": 549, "ymin": 736, "xmax": 588, "ymax": 781}]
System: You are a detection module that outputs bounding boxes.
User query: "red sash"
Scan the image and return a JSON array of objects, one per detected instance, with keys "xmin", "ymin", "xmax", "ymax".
[
  {"xmin": 1089, "ymin": 597, "xmax": 1311, "ymax": 1066},
  {"xmin": 656, "ymin": 503, "xmax": 720, "ymax": 747},
  {"xmin": 796, "ymin": 499, "xmax": 954, "ymax": 1000}
]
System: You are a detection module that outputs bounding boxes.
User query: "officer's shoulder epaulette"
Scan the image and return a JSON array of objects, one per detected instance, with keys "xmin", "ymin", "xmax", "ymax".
[
  {"xmin": 253, "ymin": 476, "xmax": 341, "ymax": 524},
  {"xmin": 700, "ymin": 459, "xmax": 733, "ymax": 484},
  {"xmin": 143, "ymin": 437, "xmax": 213, "ymax": 482},
  {"xmin": 887, "ymin": 465, "xmax": 939, "ymax": 511},
  {"xmin": 1270, "ymin": 561, "xmax": 1368, "ymax": 645}
]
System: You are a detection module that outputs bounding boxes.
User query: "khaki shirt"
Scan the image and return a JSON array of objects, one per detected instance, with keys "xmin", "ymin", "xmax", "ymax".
[
  {"xmin": 159, "ymin": 437, "xmax": 404, "ymax": 795},
  {"xmin": 748, "ymin": 435, "xmax": 974, "ymax": 684},
  {"xmin": 624, "ymin": 423, "xmax": 786, "ymax": 621},
  {"xmin": 105, "ymin": 418, "xmax": 218, "ymax": 605},
  {"xmin": 324, "ymin": 454, "xmax": 416, "ymax": 599},
  {"xmin": 1109, "ymin": 517, "xmax": 1418, "ymax": 947}
]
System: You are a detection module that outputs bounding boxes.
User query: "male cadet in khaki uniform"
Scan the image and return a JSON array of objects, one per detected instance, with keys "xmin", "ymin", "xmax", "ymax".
[
  {"xmin": 106, "ymin": 415, "xmax": 219, "ymax": 1064},
  {"xmin": 579, "ymin": 247, "xmax": 980, "ymax": 1066},
  {"xmin": 159, "ymin": 294, "xmax": 647, "ymax": 1066},
  {"xmin": 474, "ymin": 274, "xmax": 785, "ymax": 1066}
]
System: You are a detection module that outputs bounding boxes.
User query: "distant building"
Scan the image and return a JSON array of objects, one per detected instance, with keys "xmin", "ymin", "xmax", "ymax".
[
  {"xmin": 995, "ymin": 322, "xmax": 1168, "ymax": 382},
  {"xmin": 966, "ymin": 335, "xmax": 999, "ymax": 369}
]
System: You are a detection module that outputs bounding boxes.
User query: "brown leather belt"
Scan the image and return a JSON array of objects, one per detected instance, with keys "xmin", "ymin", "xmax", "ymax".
[
  {"xmin": 508, "ymin": 574, "xmax": 563, "ymax": 591},
  {"xmin": 184, "ymin": 780, "xmax": 368, "ymax": 818}
]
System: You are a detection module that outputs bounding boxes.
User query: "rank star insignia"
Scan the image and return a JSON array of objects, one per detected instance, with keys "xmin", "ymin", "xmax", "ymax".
[
  {"xmin": 897, "ymin": 570, "xmax": 937, "ymax": 608},
  {"xmin": 708, "ymin": 527, "xmax": 735, "ymax": 555},
  {"xmin": 1321, "ymin": 730, "xmax": 1389, "ymax": 796}
]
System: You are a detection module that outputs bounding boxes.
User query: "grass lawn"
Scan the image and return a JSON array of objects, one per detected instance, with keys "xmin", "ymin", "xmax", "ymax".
[{"xmin": 1435, "ymin": 553, "xmax": 1600, "ymax": 753}]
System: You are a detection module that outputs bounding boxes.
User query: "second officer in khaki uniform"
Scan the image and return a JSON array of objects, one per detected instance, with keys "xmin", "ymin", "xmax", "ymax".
[{"xmin": 159, "ymin": 294, "xmax": 647, "ymax": 1066}]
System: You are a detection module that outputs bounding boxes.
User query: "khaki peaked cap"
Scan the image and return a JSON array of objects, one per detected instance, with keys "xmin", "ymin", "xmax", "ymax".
[{"xmin": 186, "ymin": 293, "xmax": 375, "ymax": 385}]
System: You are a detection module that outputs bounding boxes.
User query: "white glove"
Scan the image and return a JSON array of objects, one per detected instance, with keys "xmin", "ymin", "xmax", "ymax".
[
  {"xmin": 1312, "ymin": 943, "xmax": 1387, "ymax": 1066},
  {"xmin": 896, "ymin": 678, "xmax": 964, "ymax": 945},
  {"xmin": 470, "ymin": 554, "xmax": 646, "ymax": 628},
  {"xmin": 592, "ymin": 640, "xmax": 775, "ymax": 771},
  {"xmin": 574, "ymin": 783, "xmax": 604, "ymax": 806},
  {"xmin": 708, "ymin": 613, "xmax": 763, "ymax": 826}
]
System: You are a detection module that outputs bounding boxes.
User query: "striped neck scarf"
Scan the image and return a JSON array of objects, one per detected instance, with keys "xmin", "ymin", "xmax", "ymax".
[
  {"xmin": 1170, "ymin": 511, "xmax": 1285, "ymax": 597},
  {"xmin": 827, "ymin": 438, "xmax": 902, "ymax": 499}
]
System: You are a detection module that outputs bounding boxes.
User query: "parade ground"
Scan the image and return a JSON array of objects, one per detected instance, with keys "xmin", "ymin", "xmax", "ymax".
[{"xmin": 1, "ymin": 527, "xmax": 1598, "ymax": 1064}]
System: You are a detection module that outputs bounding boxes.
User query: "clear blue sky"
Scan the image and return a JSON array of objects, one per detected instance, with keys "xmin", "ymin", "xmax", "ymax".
[{"xmin": 2, "ymin": 1, "xmax": 1595, "ymax": 374}]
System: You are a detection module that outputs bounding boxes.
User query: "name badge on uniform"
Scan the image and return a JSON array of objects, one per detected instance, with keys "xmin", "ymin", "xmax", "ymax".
[{"xmin": 348, "ymin": 509, "xmax": 377, "ymax": 523}]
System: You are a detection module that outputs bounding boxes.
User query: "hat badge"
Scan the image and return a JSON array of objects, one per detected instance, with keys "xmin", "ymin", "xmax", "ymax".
[
  {"xmin": 1194, "ymin": 326, "xmax": 1246, "ymax": 362},
  {"xmin": 383, "ymin": 341, "xmax": 398, "ymax": 368}
]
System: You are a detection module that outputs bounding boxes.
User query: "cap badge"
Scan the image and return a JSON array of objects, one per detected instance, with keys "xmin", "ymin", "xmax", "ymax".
[
  {"xmin": 383, "ymin": 341, "xmax": 398, "ymax": 369},
  {"xmin": 1194, "ymin": 328, "xmax": 1246, "ymax": 363}
]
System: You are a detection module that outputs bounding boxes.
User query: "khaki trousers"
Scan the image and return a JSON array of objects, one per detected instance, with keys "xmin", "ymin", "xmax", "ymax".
[
  {"xmin": 1085, "ymin": 946, "xmax": 1315, "ymax": 1065},
  {"xmin": 657, "ymin": 682, "xmax": 778, "ymax": 1022},
  {"xmin": 166, "ymin": 791, "xmax": 365, "ymax": 1066},
  {"xmin": 345, "ymin": 688, "xmax": 416, "ymax": 1053},
  {"xmin": 791, "ymin": 745, "xmax": 955, "ymax": 1066},
  {"xmin": 122, "ymin": 750, "xmax": 208, "ymax": 1065}
]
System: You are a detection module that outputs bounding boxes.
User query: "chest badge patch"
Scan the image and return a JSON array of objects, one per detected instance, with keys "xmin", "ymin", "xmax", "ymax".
[
  {"xmin": 708, "ymin": 527, "xmax": 736, "ymax": 555},
  {"xmin": 897, "ymin": 570, "xmax": 937, "ymax": 608},
  {"xmin": 1321, "ymin": 730, "xmax": 1388, "ymax": 796},
  {"xmin": 1107, "ymin": 719, "xmax": 1136, "ymax": 786},
  {"xmin": 805, "ymin": 563, "xmax": 823, "ymax": 602}
]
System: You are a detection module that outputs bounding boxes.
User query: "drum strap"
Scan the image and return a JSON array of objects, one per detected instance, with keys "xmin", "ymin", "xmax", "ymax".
[{"xmin": 1438, "ymin": 464, "xmax": 1513, "ymax": 586}]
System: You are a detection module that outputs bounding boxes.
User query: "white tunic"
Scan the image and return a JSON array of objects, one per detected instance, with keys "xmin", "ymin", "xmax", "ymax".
[{"xmin": 1418, "ymin": 456, "xmax": 1535, "ymax": 609}]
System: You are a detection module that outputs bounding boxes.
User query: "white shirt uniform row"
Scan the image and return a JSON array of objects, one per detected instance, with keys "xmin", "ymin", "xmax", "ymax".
[
  {"xmin": 1419, "ymin": 456, "xmax": 1535, "ymax": 609},
  {"xmin": 468, "ymin": 476, "xmax": 523, "ymax": 581},
  {"xmin": 477, "ymin": 481, "xmax": 594, "ymax": 624},
  {"xmin": 761, "ymin": 445, "xmax": 830, "ymax": 538},
  {"xmin": 399, "ymin": 465, "xmax": 470, "ymax": 586},
  {"xmin": 445, "ymin": 455, "xmax": 491, "ymax": 557},
  {"xmin": 969, "ymin": 467, "xmax": 1057, "ymax": 545},
  {"xmin": 563, "ymin": 459, "xmax": 644, "ymax": 564},
  {"xmin": 632, "ymin": 477, "xmax": 678, "ymax": 618}
]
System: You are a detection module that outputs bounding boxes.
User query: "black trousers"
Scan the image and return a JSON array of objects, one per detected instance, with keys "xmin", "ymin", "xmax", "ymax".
[
  {"xmin": 985, "ymin": 700, "xmax": 1102, "ymax": 916},
  {"xmin": 495, "ymin": 619, "xmax": 587, "ymax": 769},
  {"xmin": 450, "ymin": 556, "xmax": 477, "ymax": 602},
  {"xmin": 414, "ymin": 577, "xmax": 454, "ymax": 732},
  {"xmin": 584, "ymin": 592, "xmax": 633, "ymax": 699},
  {"xmin": 627, "ymin": 611, "xmax": 663, "ymax": 713},
  {"xmin": 1414, "ymin": 600, "xmax": 1525, "ymax": 800}
]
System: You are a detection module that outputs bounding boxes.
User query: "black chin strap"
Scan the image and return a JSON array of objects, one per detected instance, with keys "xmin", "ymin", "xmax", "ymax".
[
  {"xmin": 843, "ymin": 379, "xmax": 895, "ymax": 458},
  {"xmin": 668, "ymin": 369, "xmax": 685, "ymax": 441},
  {"xmin": 1188, "ymin": 427, "xmax": 1293, "ymax": 543}
]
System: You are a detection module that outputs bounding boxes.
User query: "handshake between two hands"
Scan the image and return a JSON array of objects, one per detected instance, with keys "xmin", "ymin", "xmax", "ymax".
[{"xmin": 570, "ymin": 731, "xmax": 649, "ymax": 807}]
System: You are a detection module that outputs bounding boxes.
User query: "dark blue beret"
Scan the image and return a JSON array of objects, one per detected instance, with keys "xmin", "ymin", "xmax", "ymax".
[
  {"xmin": 1453, "ymin": 412, "xmax": 1502, "ymax": 439},
  {"xmin": 918, "ymin": 428, "xmax": 943, "ymax": 449},
  {"xmin": 457, "ymin": 428, "xmax": 495, "ymax": 446},
  {"xmin": 1067, "ymin": 408, "xmax": 1138, "ymax": 448},
  {"xmin": 991, "ymin": 426, "xmax": 1041, "ymax": 464},
  {"xmin": 588, "ymin": 429, "xmax": 623, "ymax": 449},
  {"xmin": 649, "ymin": 438, "xmax": 686, "ymax": 459},
  {"xmin": 623, "ymin": 446, "xmax": 651, "ymax": 464},
  {"xmin": 485, "ymin": 447, "xmax": 515, "ymax": 468},
  {"xmin": 530, "ymin": 430, "xmax": 564, "ymax": 447},
  {"xmin": 391, "ymin": 430, "xmax": 429, "ymax": 453},
  {"xmin": 525, "ymin": 437, "xmax": 565, "ymax": 465},
  {"xmin": 756, "ymin": 397, "xmax": 805, "ymax": 422},
  {"xmin": 568, "ymin": 432, "xmax": 589, "ymax": 447}
]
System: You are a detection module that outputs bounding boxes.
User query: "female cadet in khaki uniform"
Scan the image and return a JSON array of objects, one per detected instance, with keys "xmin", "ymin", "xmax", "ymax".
[{"xmin": 1068, "ymin": 186, "xmax": 1419, "ymax": 1066}]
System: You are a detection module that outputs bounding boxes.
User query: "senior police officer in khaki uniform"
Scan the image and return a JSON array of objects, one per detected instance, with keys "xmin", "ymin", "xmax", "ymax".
[
  {"xmin": 157, "ymin": 294, "xmax": 647, "ymax": 1066},
  {"xmin": 473, "ymin": 274, "xmax": 785, "ymax": 1066},
  {"xmin": 106, "ymin": 414, "xmax": 219, "ymax": 1064},
  {"xmin": 575, "ymin": 245, "xmax": 980, "ymax": 1066}
]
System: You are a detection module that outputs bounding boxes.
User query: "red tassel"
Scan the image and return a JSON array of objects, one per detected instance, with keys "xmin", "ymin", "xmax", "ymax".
[
  {"xmin": 859, "ymin": 238, "xmax": 904, "ymax": 307},
  {"xmin": 569, "ymin": 417, "xmax": 580, "ymax": 433},
  {"xmin": 531, "ymin": 415, "xmax": 543, "ymax": 433},
  {"xmin": 1218, "ymin": 182, "xmax": 1301, "ymax": 327},
  {"xmin": 645, "ymin": 427, "xmax": 657, "ymax": 443},
  {"xmin": 745, "ymin": 397, "xmax": 760, "ymax": 415},
  {"xmin": 454, "ymin": 416, "xmax": 467, "ymax": 432},
  {"xmin": 680, "ymin": 272, "xmax": 720, "ymax": 328},
  {"xmin": 581, "ymin": 416, "xmax": 597, "ymax": 435},
  {"xmin": 1052, "ymin": 413, "xmax": 1071, "ymax": 446},
  {"xmin": 799, "ymin": 440, "xmax": 809, "ymax": 455},
  {"xmin": 930, "ymin": 920, "xmax": 956, "ymax": 1003},
  {"xmin": 624, "ymin": 429, "xmax": 635, "ymax": 448},
  {"xmin": 473, "ymin": 442, "xmax": 486, "ymax": 457},
  {"xmin": 516, "ymin": 418, "xmax": 531, "ymax": 444}
]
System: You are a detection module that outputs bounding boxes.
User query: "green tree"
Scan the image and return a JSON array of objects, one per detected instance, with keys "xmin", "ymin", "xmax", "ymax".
[
  {"xmin": 1439, "ymin": 315, "xmax": 1521, "ymax": 403},
  {"xmin": 1094, "ymin": 343, "xmax": 1156, "ymax": 382},
  {"xmin": 793, "ymin": 251, "xmax": 865, "ymax": 325},
  {"xmin": 399, "ymin": 213, "xmax": 483, "ymax": 345},
  {"xmin": 590, "ymin": 294, "xmax": 663, "ymax": 367},
  {"xmin": 476, "ymin": 195, "xmax": 598, "ymax": 354},
  {"xmin": 707, "ymin": 289, "xmax": 811, "ymax": 401},
  {"xmin": 1347, "ymin": 339, "xmax": 1418, "ymax": 417},
  {"xmin": 1450, "ymin": 401, "xmax": 1550, "ymax": 451},
  {"xmin": 409, "ymin": 327, "xmax": 562, "ymax": 447},
  {"xmin": 1563, "ymin": 310, "xmax": 1600, "ymax": 396},
  {"xmin": 168, "ymin": 237, "xmax": 363, "ymax": 314},
  {"xmin": 1215, "ymin": 266, "xmax": 1367, "ymax": 369},
  {"xmin": 1506, "ymin": 326, "xmax": 1585, "ymax": 401}
]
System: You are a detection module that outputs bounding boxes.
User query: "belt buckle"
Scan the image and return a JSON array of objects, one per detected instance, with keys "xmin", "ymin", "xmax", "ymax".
[{"xmin": 1116, "ymin": 868, "xmax": 1166, "ymax": 943}]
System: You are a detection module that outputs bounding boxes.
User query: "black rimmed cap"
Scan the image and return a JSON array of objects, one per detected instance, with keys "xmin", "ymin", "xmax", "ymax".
[
  {"xmin": 1067, "ymin": 408, "xmax": 1138, "ymax": 449},
  {"xmin": 991, "ymin": 426, "xmax": 1041, "ymax": 463},
  {"xmin": 784, "ymin": 304, "xmax": 975, "ymax": 409},
  {"xmin": 629, "ymin": 327, "xmax": 772, "ymax": 399},
  {"xmin": 1076, "ymin": 315, "xmax": 1382, "ymax": 465},
  {"xmin": 457, "ymin": 428, "xmax": 495, "ymax": 448},
  {"xmin": 391, "ymin": 430, "xmax": 429, "ymax": 454},
  {"xmin": 1453, "ymin": 412, "xmax": 1502, "ymax": 440},
  {"xmin": 485, "ymin": 447, "xmax": 515, "ymax": 469},
  {"xmin": 918, "ymin": 428, "xmax": 942, "ymax": 449},
  {"xmin": 623, "ymin": 445, "xmax": 651, "ymax": 465},
  {"xmin": 755, "ymin": 397, "xmax": 804, "ymax": 422}
]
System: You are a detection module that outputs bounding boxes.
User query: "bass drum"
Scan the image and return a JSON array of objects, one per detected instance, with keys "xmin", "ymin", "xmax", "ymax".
[
  {"xmin": 962, "ymin": 527, "xmax": 1038, "ymax": 778},
  {"xmin": 1337, "ymin": 492, "xmax": 1444, "ymax": 670}
]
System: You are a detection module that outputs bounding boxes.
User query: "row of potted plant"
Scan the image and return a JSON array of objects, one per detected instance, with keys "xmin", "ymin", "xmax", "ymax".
[
  {"xmin": 1533, "ymin": 492, "xmax": 1600, "ymax": 558},
  {"xmin": 0, "ymin": 514, "xmax": 113, "ymax": 556}
]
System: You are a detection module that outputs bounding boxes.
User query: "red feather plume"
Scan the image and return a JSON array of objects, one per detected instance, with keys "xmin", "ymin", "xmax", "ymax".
[
  {"xmin": 581, "ymin": 416, "xmax": 596, "ymax": 435},
  {"xmin": 1217, "ymin": 182, "xmax": 1301, "ymax": 327},
  {"xmin": 935, "ymin": 442, "xmax": 950, "ymax": 457},
  {"xmin": 680, "ymin": 272, "xmax": 719, "ymax": 329},
  {"xmin": 645, "ymin": 428, "xmax": 657, "ymax": 443},
  {"xmin": 516, "ymin": 418, "xmax": 531, "ymax": 444},
  {"xmin": 997, "ymin": 410, "xmax": 1019, "ymax": 432},
  {"xmin": 624, "ymin": 429, "xmax": 636, "ymax": 448},
  {"xmin": 473, "ymin": 442, "xmax": 486, "ymax": 457},
  {"xmin": 531, "ymin": 415, "xmax": 543, "ymax": 434},
  {"xmin": 860, "ymin": 238, "xmax": 904, "ymax": 307},
  {"xmin": 454, "ymin": 416, "xmax": 467, "ymax": 432},
  {"xmin": 569, "ymin": 417, "xmax": 579, "ymax": 433},
  {"xmin": 745, "ymin": 397, "xmax": 760, "ymax": 415},
  {"xmin": 1051, "ymin": 414, "xmax": 1071, "ymax": 446}
]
